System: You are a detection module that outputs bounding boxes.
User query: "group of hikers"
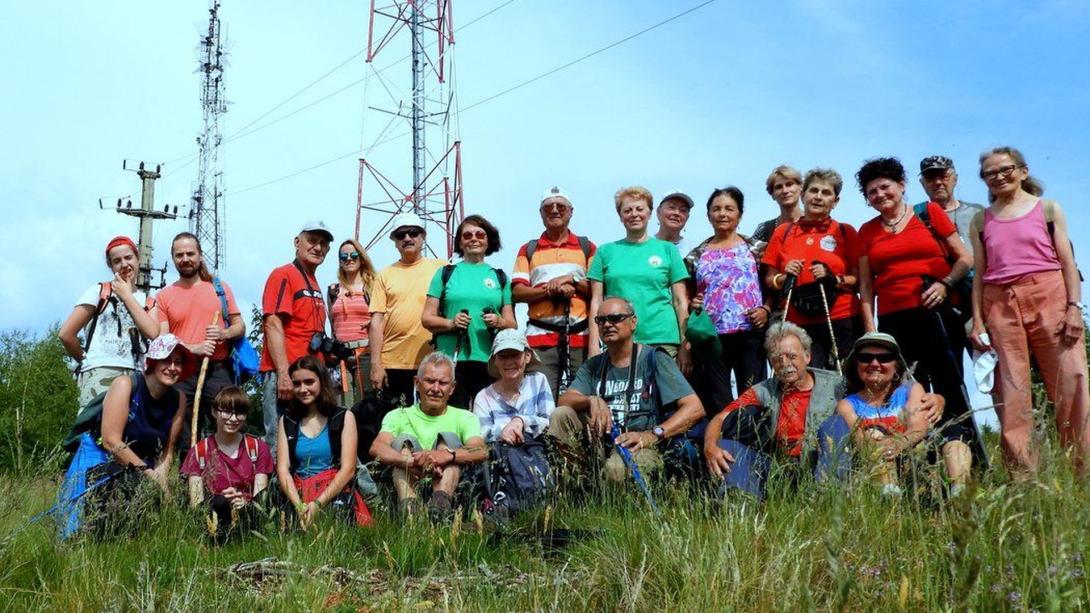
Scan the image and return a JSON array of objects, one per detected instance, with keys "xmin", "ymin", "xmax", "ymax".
[{"xmin": 52, "ymin": 145, "xmax": 1088, "ymax": 540}]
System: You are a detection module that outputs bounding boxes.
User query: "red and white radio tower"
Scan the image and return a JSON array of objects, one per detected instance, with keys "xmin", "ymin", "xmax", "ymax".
[{"xmin": 355, "ymin": 0, "xmax": 463, "ymax": 258}]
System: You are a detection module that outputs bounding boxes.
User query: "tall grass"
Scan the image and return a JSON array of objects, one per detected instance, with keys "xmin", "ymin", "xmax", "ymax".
[{"xmin": 1, "ymin": 441, "xmax": 1089, "ymax": 612}]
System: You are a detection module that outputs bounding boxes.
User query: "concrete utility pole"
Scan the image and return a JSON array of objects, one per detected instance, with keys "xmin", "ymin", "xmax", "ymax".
[{"xmin": 101, "ymin": 160, "xmax": 178, "ymax": 293}]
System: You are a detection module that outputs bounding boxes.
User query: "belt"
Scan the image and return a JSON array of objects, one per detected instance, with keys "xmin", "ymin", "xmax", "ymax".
[
  {"xmin": 343, "ymin": 339, "xmax": 369, "ymax": 349},
  {"xmin": 528, "ymin": 318, "xmax": 589, "ymax": 334}
]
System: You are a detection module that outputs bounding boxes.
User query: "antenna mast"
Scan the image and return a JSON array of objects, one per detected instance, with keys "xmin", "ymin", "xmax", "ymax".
[
  {"xmin": 356, "ymin": 0, "xmax": 463, "ymax": 258},
  {"xmin": 190, "ymin": 0, "xmax": 227, "ymax": 270}
]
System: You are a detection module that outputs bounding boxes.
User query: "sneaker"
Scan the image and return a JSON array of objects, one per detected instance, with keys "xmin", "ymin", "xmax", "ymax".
[{"xmin": 428, "ymin": 491, "xmax": 454, "ymax": 522}]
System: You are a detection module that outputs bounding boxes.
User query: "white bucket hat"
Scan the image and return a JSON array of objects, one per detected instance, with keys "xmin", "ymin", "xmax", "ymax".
[{"xmin": 487, "ymin": 329, "xmax": 540, "ymax": 378}]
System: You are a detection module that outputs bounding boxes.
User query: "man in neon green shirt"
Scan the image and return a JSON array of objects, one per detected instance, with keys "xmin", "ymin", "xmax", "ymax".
[{"xmin": 370, "ymin": 352, "xmax": 488, "ymax": 518}]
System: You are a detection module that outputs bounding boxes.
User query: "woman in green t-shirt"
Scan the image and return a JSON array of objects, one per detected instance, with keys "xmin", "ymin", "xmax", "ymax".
[
  {"xmin": 588, "ymin": 186, "xmax": 691, "ymax": 373},
  {"xmin": 422, "ymin": 214, "xmax": 516, "ymax": 409}
]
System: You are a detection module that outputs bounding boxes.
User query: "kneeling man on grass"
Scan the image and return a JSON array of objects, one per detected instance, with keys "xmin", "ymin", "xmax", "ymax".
[
  {"xmin": 370, "ymin": 352, "xmax": 488, "ymax": 519},
  {"xmin": 703, "ymin": 322, "xmax": 945, "ymax": 499},
  {"xmin": 551, "ymin": 296, "xmax": 704, "ymax": 483}
]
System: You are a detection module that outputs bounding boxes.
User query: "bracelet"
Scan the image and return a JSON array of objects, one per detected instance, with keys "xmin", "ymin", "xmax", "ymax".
[
  {"xmin": 938, "ymin": 278, "xmax": 953, "ymax": 290},
  {"xmin": 757, "ymin": 305, "xmax": 771, "ymax": 314},
  {"xmin": 773, "ymin": 273, "xmax": 785, "ymax": 289},
  {"xmin": 449, "ymin": 448, "xmax": 457, "ymax": 464}
]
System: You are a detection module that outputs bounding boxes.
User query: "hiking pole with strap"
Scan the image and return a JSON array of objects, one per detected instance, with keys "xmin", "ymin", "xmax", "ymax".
[
  {"xmin": 191, "ymin": 311, "xmax": 221, "ymax": 448},
  {"xmin": 452, "ymin": 309, "xmax": 469, "ymax": 366},
  {"xmin": 781, "ymin": 274, "xmax": 797, "ymax": 325},
  {"xmin": 817, "ymin": 281, "xmax": 841, "ymax": 373},
  {"xmin": 557, "ymin": 299, "xmax": 573, "ymax": 399},
  {"xmin": 610, "ymin": 422, "xmax": 661, "ymax": 515}
]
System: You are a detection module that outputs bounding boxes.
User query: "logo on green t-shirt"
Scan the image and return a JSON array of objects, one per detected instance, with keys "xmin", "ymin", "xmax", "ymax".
[{"xmin": 647, "ymin": 255, "xmax": 662, "ymax": 267}]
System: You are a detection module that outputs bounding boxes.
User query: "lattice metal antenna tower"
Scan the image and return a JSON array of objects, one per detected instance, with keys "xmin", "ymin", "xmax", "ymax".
[
  {"xmin": 356, "ymin": 0, "xmax": 463, "ymax": 258},
  {"xmin": 190, "ymin": 0, "xmax": 227, "ymax": 270}
]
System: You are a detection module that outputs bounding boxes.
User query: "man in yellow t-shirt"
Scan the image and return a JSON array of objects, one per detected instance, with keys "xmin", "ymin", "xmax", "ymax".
[{"xmin": 369, "ymin": 212, "xmax": 446, "ymax": 406}]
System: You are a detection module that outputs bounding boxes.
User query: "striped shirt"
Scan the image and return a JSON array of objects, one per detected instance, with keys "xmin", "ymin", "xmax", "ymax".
[
  {"xmin": 472, "ymin": 372, "xmax": 555, "ymax": 442},
  {"xmin": 511, "ymin": 231, "xmax": 596, "ymax": 348},
  {"xmin": 329, "ymin": 284, "xmax": 371, "ymax": 343}
]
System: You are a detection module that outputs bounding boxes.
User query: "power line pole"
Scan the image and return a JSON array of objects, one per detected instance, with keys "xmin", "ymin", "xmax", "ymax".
[
  {"xmin": 190, "ymin": 0, "xmax": 227, "ymax": 271},
  {"xmin": 101, "ymin": 161, "xmax": 179, "ymax": 294}
]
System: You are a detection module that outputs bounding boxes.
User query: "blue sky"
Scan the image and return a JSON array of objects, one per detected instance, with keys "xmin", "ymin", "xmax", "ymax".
[{"xmin": 2, "ymin": 1, "xmax": 1088, "ymax": 422}]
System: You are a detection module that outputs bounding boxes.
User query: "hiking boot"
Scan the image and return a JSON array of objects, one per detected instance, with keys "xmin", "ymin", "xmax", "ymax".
[{"xmin": 428, "ymin": 491, "xmax": 454, "ymax": 523}]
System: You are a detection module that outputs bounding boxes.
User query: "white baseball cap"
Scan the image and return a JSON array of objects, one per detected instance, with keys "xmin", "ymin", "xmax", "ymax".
[
  {"xmin": 659, "ymin": 190, "xmax": 694, "ymax": 210},
  {"xmin": 540, "ymin": 186, "xmax": 572, "ymax": 206},
  {"xmin": 389, "ymin": 212, "xmax": 426, "ymax": 237},
  {"xmin": 487, "ymin": 329, "xmax": 541, "ymax": 378},
  {"xmin": 299, "ymin": 220, "xmax": 334, "ymax": 241}
]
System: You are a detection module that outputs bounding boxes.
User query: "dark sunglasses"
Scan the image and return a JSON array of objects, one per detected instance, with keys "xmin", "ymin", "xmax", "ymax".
[
  {"xmin": 461, "ymin": 230, "xmax": 487, "ymax": 241},
  {"xmin": 392, "ymin": 228, "xmax": 423, "ymax": 240},
  {"xmin": 594, "ymin": 313, "xmax": 634, "ymax": 326},
  {"xmin": 339, "ymin": 251, "xmax": 361, "ymax": 262},
  {"xmin": 854, "ymin": 352, "xmax": 897, "ymax": 364}
]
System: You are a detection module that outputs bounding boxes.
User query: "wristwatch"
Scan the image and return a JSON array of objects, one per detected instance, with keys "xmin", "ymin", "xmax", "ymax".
[
  {"xmin": 1068, "ymin": 301, "xmax": 1086, "ymax": 310},
  {"xmin": 652, "ymin": 426, "xmax": 666, "ymax": 441}
]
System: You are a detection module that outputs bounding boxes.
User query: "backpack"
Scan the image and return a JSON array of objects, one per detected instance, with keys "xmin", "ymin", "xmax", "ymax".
[
  {"xmin": 281, "ymin": 409, "xmax": 347, "ymax": 473},
  {"xmin": 62, "ymin": 373, "xmax": 140, "ymax": 452},
  {"xmin": 211, "ymin": 277, "xmax": 260, "ymax": 384},
  {"xmin": 436, "ymin": 264, "xmax": 509, "ymax": 318},
  {"xmin": 81, "ymin": 283, "xmax": 113, "ymax": 355},
  {"xmin": 522, "ymin": 235, "xmax": 593, "ymax": 264},
  {"xmin": 194, "ymin": 434, "xmax": 260, "ymax": 470},
  {"xmin": 485, "ymin": 438, "xmax": 556, "ymax": 514},
  {"xmin": 350, "ymin": 392, "xmax": 397, "ymax": 464}
]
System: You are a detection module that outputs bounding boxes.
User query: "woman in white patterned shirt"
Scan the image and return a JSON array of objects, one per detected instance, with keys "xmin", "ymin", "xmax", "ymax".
[{"xmin": 473, "ymin": 329, "xmax": 555, "ymax": 444}]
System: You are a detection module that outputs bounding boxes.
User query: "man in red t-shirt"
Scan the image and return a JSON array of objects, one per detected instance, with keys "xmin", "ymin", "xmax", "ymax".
[
  {"xmin": 260, "ymin": 221, "xmax": 332, "ymax": 449},
  {"xmin": 152, "ymin": 232, "xmax": 245, "ymax": 439}
]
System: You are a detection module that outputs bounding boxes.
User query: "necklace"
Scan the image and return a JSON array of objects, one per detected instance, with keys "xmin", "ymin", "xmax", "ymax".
[{"xmin": 881, "ymin": 206, "xmax": 908, "ymax": 231}]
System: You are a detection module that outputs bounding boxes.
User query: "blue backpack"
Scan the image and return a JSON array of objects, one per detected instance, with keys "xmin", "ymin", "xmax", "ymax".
[{"xmin": 212, "ymin": 277, "xmax": 260, "ymax": 384}]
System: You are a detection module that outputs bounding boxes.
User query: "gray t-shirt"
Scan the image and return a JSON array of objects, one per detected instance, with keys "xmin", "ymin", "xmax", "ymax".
[
  {"xmin": 569, "ymin": 347, "xmax": 694, "ymax": 431},
  {"xmin": 939, "ymin": 201, "xmax": 985, "ymax": 257}
]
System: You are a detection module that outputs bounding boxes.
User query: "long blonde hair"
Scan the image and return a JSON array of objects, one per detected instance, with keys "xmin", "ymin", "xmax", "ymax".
[{"xmin": 336, "ymin": 238, "xmax": 375, "ymax": 292}]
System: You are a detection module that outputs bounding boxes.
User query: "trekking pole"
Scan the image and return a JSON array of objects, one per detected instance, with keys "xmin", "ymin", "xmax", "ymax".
[
  {"xmin": 781, "ymin": 274, "xmax": 796, "ymax": 325},
  {"xmin": 610, "ymin": 422, "xmax": 661, "ymax": 515},
  {"xmin": 452, "ymin": 309, "xmax": 470, "ymax": 367},
  {"xmin": 817, "ymin": 282, "xmax": 841, "ymax": 373},
  {"xmin": 927, "ymin": 301, "xmax": 991, "ymax": 471},
  {"xmin": 557, "ymin": 299, "xmax": 573, "ymax": 399},
  {"xmin": 191, "ymin": 311, "xmax": 221, "ymax": 448}
]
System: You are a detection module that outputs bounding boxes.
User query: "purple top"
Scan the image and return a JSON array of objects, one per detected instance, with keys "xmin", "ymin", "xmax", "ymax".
[
  {"xmin": 981, "ymin": 200, "xmax": 1061, "ymax": 285},
  {"xmin": 694, "ymin": 243, "xmax": 763, "ymax": 334}
]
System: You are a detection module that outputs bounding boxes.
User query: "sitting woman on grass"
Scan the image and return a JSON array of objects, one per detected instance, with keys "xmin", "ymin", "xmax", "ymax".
[
  {"xmin": 276, "ymin": 356, "xmax": 371, "ymax": 530},
  {"xmin": 836, "ymin": 332, "xmax": 953, "ymax": 497},
  {"xmin": 58, "ymin": 334, "xmax": 193, "ymax": 538},
  {"xmin": 181, "ymin": 385, "xmax": 273, "ymax": 543}
]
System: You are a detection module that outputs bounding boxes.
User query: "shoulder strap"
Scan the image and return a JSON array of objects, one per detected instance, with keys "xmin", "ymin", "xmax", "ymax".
[
  {"xmin": 327, "ymin": 283, "xmax": 340, "ymax": 308},
  {"xmin": 244, "ymin": 434, "xmax": 260, "ymax": 462},
  {"xmin": 493, "ymin": 268, "xmax": 509, "ymax": 298},
  {"xmin": 1042, "ymin": 199, "xmax": 1058, "ymax": 235},
  {"xmin": 576, "ymin": 235, "xmax": 592, "ymax": 261},
  {"xmin": 329, "ymin": 409, "xmax": 346, "ymax": 468},
  {"xmin": 211, "ymin": 276, "xmax": 230, "ymax": 323},
  {"xmin": 195, "ymin": 438, "xmax": 209, "ymax": 470},
  {"xmin": 524, "ymin": 239, "xmax": 539, "ymax": 263},
  {"xmin": 913, "ymin": 202, "xmax": 930, "ymax": 226},
  {"xmin": 438, "ymin": 264, "xmax": 457, "ymax": 317},
  {"xmin": 82, "ymin": 283, "xmax": 113, "ymax": 353},
  {"xmin": 283, "ymin": 415, "xmax": 300, "ymax": 470}
]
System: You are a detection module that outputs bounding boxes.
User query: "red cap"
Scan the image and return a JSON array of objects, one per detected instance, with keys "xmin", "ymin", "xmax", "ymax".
[{"xmin": 104, "ymin": 236, "xmax": 138, "ymax": 259}]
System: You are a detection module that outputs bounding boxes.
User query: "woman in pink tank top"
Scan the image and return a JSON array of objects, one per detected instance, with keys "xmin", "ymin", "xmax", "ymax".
[
  {"xmin": 329, "ymin": 238, "xmax": 377, "ymax": 406},
  {"xmin": 969, "ymin": 146, "xmax": 1088, "ymax": 477}
]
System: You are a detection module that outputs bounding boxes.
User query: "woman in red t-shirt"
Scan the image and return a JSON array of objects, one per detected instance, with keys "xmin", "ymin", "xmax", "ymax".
[
  {"xmin": 763, "ymin": 168, "xmax": 862, "ymax": 371},
  {"xmin": 182, "ymin": 386, "xmax": 273, "ymax": 543},
  {"xmin": 328, "ymin": 238, "xmax": 377, "ymax": 406},
  {"xmin": 855, "ymin": 157, "xmax": 977, "ymax": 481}
]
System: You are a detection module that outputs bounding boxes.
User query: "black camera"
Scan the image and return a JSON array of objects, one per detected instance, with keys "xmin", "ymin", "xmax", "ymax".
[{"xmin": 309, "ymin": 332, "xmax": 352, "ymax": 363}]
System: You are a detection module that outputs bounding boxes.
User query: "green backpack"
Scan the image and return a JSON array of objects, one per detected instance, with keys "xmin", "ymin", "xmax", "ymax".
[{"xmin": 61, "ymin": 373, "xmax": 138, "ymax": 452}]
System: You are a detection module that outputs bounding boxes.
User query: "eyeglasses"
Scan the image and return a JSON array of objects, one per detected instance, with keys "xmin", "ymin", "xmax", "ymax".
[
  {"xmin": 594, "ymin": 313, "xmax": 634, "ymax": 326},
  {"xmin": 981, "ymin": 164, "xmax": 1021, "ymax": 181},
  {"xmin": 339, "ymin": 251, "xmax": 361, "ymax": 262},
  {"xmin": 215, "ymin": 408, "xmax": 248, "ymax": 419},
  {"xmin": 461, "ymin": 230, "xmax": 487, "ymax": 241},
  {"xmin": 854, "ymin": 352, "xmax": 897, "ymax": 364},
  {"xmin": 392, "ymin": 228, "xmax": 423, "ymax": 240},
  {"xmin": 540, "ymin": 203, "xmax": 570, "ymax": 213}
]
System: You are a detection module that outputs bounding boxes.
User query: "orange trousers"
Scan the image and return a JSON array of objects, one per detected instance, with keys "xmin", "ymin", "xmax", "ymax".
[{"xmin": 983, "ymin": 269, "xmax": 1090, "ymax": 474}]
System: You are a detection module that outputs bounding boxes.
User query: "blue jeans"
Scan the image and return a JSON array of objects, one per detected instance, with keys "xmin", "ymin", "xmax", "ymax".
[{"xmin": 717, "ymin": 414, "xmax": 851, "ymax": 500}]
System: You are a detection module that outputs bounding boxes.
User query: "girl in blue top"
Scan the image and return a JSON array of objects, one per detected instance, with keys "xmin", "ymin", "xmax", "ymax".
[{"xmin": 276, "ymin": 356, "xmax": 368, "ymax": 529}]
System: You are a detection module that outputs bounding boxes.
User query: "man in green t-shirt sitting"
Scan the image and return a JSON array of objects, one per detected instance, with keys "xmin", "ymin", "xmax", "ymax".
[
  {"xmin": 370, "ymin": 352, "xmax": 488, "ymax": 518},
  {"xmin": 552, "ymin": 296, "xmax": 704, "ymax": 482}
]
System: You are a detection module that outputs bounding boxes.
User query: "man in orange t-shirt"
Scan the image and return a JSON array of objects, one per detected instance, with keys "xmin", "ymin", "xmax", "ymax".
[{"xmin": 152, "ymin": 232, "xmax": 245, "ymax": 440}]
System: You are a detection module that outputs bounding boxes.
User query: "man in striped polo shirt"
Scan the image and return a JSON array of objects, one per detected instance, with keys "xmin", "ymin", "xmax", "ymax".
[{"xmin": 512, "ymin": 186, "xmax": 597, "ymax": 400}]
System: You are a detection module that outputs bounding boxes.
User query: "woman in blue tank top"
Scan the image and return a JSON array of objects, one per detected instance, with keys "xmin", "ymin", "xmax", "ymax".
[{"xmin": 276, "ymin": 355, "xmax": 368, "ymax": 529}]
